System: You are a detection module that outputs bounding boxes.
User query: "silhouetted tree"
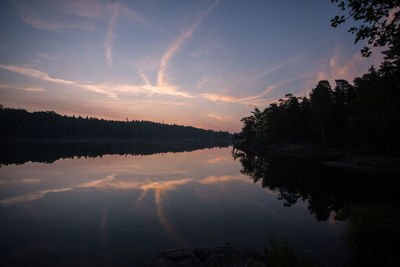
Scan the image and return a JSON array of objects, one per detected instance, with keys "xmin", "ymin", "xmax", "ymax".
[
  {"xmin": 331, "ymin": 0, "xmax": 400, "ymax": 70},
  {"xmin": 0, "ymin": 108, "xmax": 232, "ymax": 140},
  {"xmin": 309, "ymin": 80, "xmax": 333, "ymax": 143},
  {"xmin": 234, "ymin": 71, "xmax": 399, "ymax": 153}
]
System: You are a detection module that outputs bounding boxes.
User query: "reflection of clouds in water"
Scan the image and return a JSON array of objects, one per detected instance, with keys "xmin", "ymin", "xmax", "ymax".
[
  {"xmin": 0, "ymin": 175, "xmax": 195, "ymax": 205},
  {"xmin": 0, "ymin": 187, "xmax": 72, "ymax": 205},
  {"xmin": 327, "ymin": 211, "xmax": 348, "ymax": 235},
  {"xmin": 154, "ymin": 189, "xmax": 188, "ymax": 248},
  {"xmin": 0, "ymin": 172, "xmax": 256, "ymax": 250},
  {"xmin": 0, "ymin": 174, "xmax": 254, "ymax": 205},
  {"xmin": 199, "ymin": 175, "xmax": 250, "ymax": 184},
  {"xmin": 0, "ymin": 174, "xmax": 115, "ymax": 205},
  {"xmin": 0, "ymin": 147, "xmax": 247, "ymax": 252},
  {"xmin": 0, "ymin": 173, "xmax": 250, "ymax": 247},
  {"xmin": 137, "ymin": 178, "xmax": 193, "ymax": 247},
  {"xmin": 21, "ymin": 178, "xmax": 41, "ymax": 183},
  {"xmin": 79, "ymin": 174, "xmax": 116, "ymax": 188},
  {"xmin": 136, "ymin": 178, "xmax": 193, "ymax": 202},
  {"xmin": 100, "ymin": 206, "xmax": 110, "ymax": 260}
]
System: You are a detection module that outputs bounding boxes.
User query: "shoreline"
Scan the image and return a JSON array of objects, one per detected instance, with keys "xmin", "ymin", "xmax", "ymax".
[{"xmin": 234, "ymin": 142, "xmax": 400, "ymax": 175}]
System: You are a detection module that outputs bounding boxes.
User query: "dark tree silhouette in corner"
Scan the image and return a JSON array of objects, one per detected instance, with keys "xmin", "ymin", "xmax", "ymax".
[{"xmin": 331, "ymin": 0, "xmax": 400, "ymax": 71}]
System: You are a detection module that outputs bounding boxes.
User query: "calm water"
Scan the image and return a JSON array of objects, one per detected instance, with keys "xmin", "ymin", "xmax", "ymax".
[{"xmin": 0, "ymin": 144, "xmax": 350, "ymax": 266}]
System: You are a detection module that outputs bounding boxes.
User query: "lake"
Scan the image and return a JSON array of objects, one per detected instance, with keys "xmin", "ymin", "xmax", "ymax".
[{"xmin": 0, "ymin": 142, "xmax": 352, "ymax": 266}]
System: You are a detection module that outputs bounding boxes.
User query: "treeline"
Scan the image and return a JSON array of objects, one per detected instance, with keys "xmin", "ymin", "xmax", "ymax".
[
  {"xmin": 0, "ymin": 108, "xmax": 232, "ymax": 140},
  {"xmin": 234, "ymin": 67, "xmax": 400, "ymax": 153}
]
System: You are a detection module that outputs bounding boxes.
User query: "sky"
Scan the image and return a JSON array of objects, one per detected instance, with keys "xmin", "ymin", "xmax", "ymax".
[{"xmin": 0, "ymin": 0, "xmax": 383, "ymax": 133}]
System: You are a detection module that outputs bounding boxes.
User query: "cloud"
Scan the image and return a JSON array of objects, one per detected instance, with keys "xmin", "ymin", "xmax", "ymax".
[
  {"xmin": 105, "ymin": 1, "xmax": 119, "ymax": 66},
  {"xmin": 200, "ymin": 93, "xmax": 250, "ymax": 103},
  {"xmin": 0, "ymin": 64, "xmax": 75, "ymax": 85},
  {"xmin": 13, "ymin": 0, "xmax": 145, "ymax": 33},
  {"xmin": 207, "ymin": 157, "xmax": 226, "ymax": 164},
  {"xmin": 0, "ymin": 83, "xmax": 44, "ymax": 92},
  {"xmin": 207, "ymin": 113, "xmax": 227, "ymax": 121},
  {"xmin": 13, "ymin": 0, "xmax": 149, "ymax": 67},
  {"xmin": 23, "ymin": 86, "xmax": 44, "ymax": 92},
  {"xmin": 18, "ymin": 14, "xmax": 78, "ymax": 31},
  {"xmin": 201, "ymin": 70, "xmax": 314, "ymax": 105},
  {"xmin": 56, "ymin": 0, "xmax": 105, "ymax": 20},
  {"xmin": 315, "ymin": 47, "xmax": 384, "ymax": 86},
  {"xmin": 0, "ymin": 64, "xmax": 195, "ymax": 99},
  {"xmin": 140, "ymin": 71, "xmax": 194, "ymax": 98},
  {"xmin": 13, "ymin": 0, "xmax": 88, "ymax": 31},
  {"xmin": 254, "ymin": 54, "xmax": 303, "ymax": 79},
  {"xmin": 157, "ymin": 0, "xmax": 219, "ymax": 87},
  {"xmin": 0, "ymin": 178, "xmax": 40, "ymax": 185}
]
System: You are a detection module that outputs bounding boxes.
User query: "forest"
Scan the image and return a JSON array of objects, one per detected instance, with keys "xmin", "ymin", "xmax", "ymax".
[
  {"xmin": 0, "ymin": 108, "xmax": 232, "ymax": 140},
  {"xmin": 234, "ymin": 67, "xmax": 400, "ymax": 153}
]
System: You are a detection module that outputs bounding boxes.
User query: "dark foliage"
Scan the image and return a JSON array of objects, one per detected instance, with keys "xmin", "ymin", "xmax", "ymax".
[
  {"xmin": 234, "ymin": 67, "xmax": 400, "ymax": 153},
  {"xmin": 0, "ymin": 108, "xmax": 232, "ymax": 140},
  {"xmin": 331, "ymin": 0, "xmax": 400, "ymax": 70}
]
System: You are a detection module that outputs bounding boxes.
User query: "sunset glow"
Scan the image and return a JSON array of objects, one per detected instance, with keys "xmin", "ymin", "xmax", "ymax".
[{"xmin": 0, "ymin": 0, "xmax": 382, "ymax": 132}]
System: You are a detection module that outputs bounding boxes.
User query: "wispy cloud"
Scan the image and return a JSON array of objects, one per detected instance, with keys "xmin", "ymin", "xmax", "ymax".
[
  {"xmin": 105, "ymin": 1, "xmax": 119, "ymax": 66},
  {"xmin": 207, "ymin": 157, "xmax": 226, "ymax": 164},
  {"xmin": 200, "ymin": 93, "xmax": 250, "ymax": 104},
  {"xmin": 207, "ymin": 113, "xmax": 227, "ymax": 121},
  {"xmin": 57, "ymin": 0, "xmax": 105, "ymax": 20},
  {"xmin": 0, "ymin": 178, "xmax": 40, "ymax": 185},
  {"xmin": 13, "ymin": 0, "xmax": 146, "ymax": 33},
  {"xmin": 315, "ymin": 47, "xmax": 383, "ymax": 86},
  {"xmin": 103, "ymin": 1, "xmax": 149, "ymax": 67},
  {"xmin": 157, "ymin": 0, "xmax": 219, "ymax": 87},
  {"xmin": 0, "ymin": 64, "xmax": 196, "ymax": 99},
  {"xmin": 0, "ymin": 84, "xmax": 43, "ymax": 92},
  {"xmin": 18, "ymin": 14, "xmax": 78, "ymax": 31},
  {"xmin": 13, "ymin": 0, "xmax": 88, "ymax": 31},
  {"xmin": 201, "ymin": 70, "xmax": 314, "ymax": 105},
  {"xmin": 0, "ymin": 64, "xmax": 75, "ymax": 85},
  {"xmin": 23, "ymin": 86, "xmax": 44, "ymax": 92},
  {"xmin": 140, "ymin": 72, "xmax": 193, "ymax": 98},
  {"xmin": 254, "ymin": 54, "xmax": 303, "ymax": 79}
]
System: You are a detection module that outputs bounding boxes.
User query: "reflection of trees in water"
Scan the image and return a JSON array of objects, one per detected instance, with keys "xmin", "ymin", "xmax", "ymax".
[
  {"xmin": 0, "ymin": 139, "xmax": 231, "ymax": 166},
  {"xmin": 232, "ymin": 149, "xmax": 398, "ymax": 221}
]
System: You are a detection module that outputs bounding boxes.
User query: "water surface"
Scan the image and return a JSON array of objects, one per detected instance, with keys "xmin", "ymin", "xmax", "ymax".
[{"xmin": 0, "ymin": 145, "xmax": 349, "ymax": 266}]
